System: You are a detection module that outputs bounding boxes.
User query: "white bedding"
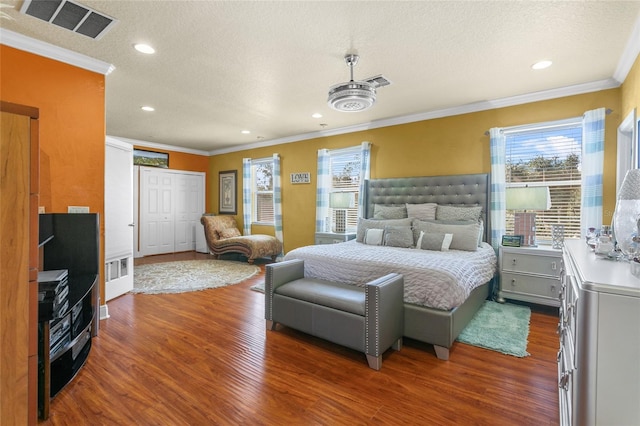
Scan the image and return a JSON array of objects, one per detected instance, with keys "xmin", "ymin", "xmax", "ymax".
[{"xmin": 284, "ymin": 240, "xmax": 497, "ymax": 310}]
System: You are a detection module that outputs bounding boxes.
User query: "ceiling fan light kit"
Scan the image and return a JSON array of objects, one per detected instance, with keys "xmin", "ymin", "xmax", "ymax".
[{"xmin": 328, "ymin": 54, "xmax": 377, "ymax": 112}]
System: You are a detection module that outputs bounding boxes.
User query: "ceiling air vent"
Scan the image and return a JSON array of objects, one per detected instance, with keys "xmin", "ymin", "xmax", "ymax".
[{"xmin": 20, "ymin": 0, "xmax": 118, "ymax": 40}]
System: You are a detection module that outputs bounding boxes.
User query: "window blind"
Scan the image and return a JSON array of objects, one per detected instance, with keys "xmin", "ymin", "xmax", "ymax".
[
  {"xmin": 329, "ymin": 147, "xmax": 360, "ymax": 231},
  {"xmin": 505, "ymin": 118, "xmax": 582, "ymax": 240}
]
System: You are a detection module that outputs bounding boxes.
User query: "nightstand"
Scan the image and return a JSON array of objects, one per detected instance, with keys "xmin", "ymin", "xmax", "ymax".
[
  {"xmin": 314, "ymin": 232, "xmax": 356, "ymax": 245},
  {"xmin": 498, "ymin": 245, "xmax": 563, "ymax": 307}
]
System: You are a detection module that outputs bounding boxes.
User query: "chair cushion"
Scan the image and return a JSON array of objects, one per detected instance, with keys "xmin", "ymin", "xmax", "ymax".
[{"xmin": 275, "ymin": 278, "xmax": 365, "ymax": 315}]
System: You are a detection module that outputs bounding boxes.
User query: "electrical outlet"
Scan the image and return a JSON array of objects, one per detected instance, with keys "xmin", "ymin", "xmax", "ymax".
[
  {"xmin": 38, "ymin": 206, "xmax": 45, "ymax": 214},
  {"xmin": 68, "ymin": 206, "xmax": 89, "ymax": 214}
]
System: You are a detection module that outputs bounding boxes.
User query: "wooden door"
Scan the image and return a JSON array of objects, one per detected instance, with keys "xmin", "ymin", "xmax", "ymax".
[{"xmin": 1, "ymin": 103, "xmax": 39, "ymax": 425}]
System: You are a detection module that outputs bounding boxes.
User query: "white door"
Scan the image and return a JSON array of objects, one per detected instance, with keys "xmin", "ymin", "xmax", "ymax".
[
  {"xmin": 140, "ymin": 167, "xmax": 175, "ymax": 255},
  {"xmin": 105, "ymin": 138, "xmax": 134, "ymax": 301},
  {"xmin": 174, "ymin": 174, "xmax": 191, "ymax": 252}
]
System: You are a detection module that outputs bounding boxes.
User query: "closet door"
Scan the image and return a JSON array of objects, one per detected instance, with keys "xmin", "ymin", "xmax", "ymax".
[
  {"xmin": 140, "ymin": 168, "xmax": 175, "ymax": 255},
  {"xmin": 174, "ymin": 173, "xmax": 205, "ymax": 252}
]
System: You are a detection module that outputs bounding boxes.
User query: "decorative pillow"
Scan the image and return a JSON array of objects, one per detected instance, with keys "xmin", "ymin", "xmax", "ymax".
[
  {"xmin": 373, "ymin": 204, "xmax": 408, "ymax": 220},
  {"xmin": 356, "ymin": 217, "xmax": 413, "ymax": 243},
  {"xmin": 383, "ymin": 226, "xmax": 414, "ymax": 248},
  {"xmin": 413, "ymin": 220, "xmax": 481, "ymax": 251},
  {"xmin": 416, "ymin": 231, "xmax": 453, "ymax": 251},
  {"xmin": 364, "ymin": 228, "xmax": 384, "ymax": 245},
  {"xmin": 436, "ymin": 205, "xmax": 483, "ymax": 222},
  {"xmin": 406, "ymin": 203, "xmax": 437, "ymax": 221},
  {"xmin": 219, "ymin": 228, "xmax": 241, "ymax": 239}
]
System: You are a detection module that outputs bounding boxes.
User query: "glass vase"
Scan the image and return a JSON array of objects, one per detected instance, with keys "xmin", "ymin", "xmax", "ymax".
[{"xmin": 612, "ymin": 170, "xmax": 640, "ymax": 259}]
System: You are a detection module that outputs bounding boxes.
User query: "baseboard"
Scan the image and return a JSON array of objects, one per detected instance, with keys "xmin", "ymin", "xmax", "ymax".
[{"xmin": 100, "ymin": 304, "xmax": 110, "ymax": 320}]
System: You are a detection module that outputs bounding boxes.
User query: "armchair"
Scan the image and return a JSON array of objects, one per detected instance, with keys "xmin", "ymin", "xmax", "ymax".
[{"xmin": 200, "ymin": 215, "xmax": 282, "ymax": 264}]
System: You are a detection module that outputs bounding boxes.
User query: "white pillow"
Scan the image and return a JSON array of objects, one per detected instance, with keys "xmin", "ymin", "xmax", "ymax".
[{"xmin": 364, "ymin": 228, "xmax": 384, "ymax": 245}]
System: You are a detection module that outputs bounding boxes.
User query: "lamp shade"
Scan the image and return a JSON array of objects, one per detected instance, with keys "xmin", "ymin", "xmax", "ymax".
[
  {"xmin": 506, "ymin": 186, "xmax": 551, "ymax": 211},
  {"xmin": 329, "ymin": 192, "xmax": 355, "ymax": 209}
]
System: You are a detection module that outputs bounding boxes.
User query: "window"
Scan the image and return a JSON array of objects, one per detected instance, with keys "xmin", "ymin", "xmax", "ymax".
[
  {"xmin": 505, "ymin": 118, "xmax": 582, "ymax": 241},
  {"xmin": 250, "ymin": 158, "xmax": 274, "ymax": 224},
  {"xmin": 329, "ymin": 146, "xmax": 361, "ymax": 231}
]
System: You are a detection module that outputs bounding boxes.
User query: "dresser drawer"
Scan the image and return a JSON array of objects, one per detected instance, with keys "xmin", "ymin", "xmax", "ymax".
[
  {"xmin": 501, "ymin": 272, "xmax": 560, "ymax": 300},
  {"xmin": 502, "ymin": 252, "xmax": 563, "ymax": 277}
]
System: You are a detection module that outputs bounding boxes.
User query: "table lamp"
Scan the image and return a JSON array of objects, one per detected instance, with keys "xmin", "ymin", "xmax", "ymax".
[
  {"xmin": 330, "ymin": 192, "xmax": 355, "ymax": 233},
  {"xmin": 506, "ymin": 186, "xmax": 551, "ymax": 247}
]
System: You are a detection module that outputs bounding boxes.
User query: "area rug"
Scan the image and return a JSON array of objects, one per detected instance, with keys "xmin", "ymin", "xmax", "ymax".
[
  {"xmin": 132, "ymin": 260, "xmax": 260, "ymax": 294},
  {"xmin": 250, "ymin": 281, "xmax": 265, "ymax": 293},
  {"xmin": 456, "ymin": 300, "xmax": 531, "ymax": 357}
]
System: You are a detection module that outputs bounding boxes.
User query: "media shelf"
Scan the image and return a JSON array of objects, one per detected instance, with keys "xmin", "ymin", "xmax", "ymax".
[{"xmin": 38, "ymin": 214, "xmax": 99, "ymax": 420}]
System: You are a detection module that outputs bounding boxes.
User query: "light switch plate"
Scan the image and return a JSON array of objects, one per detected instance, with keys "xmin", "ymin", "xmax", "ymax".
[{"xmin": 68, "ymin": 206, "xmax": 89, "ymax": 213}]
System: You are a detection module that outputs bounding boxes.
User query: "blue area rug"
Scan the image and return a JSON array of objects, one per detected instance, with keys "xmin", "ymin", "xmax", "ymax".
[{"xmin": 456, "ymin": 300, "xmax": 531, "ymax": 357}]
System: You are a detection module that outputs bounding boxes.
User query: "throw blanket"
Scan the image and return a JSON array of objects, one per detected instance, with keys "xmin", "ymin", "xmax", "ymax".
[{"xmin": 284, "ymin": 241, "xmax": 497, "ymax": 310}]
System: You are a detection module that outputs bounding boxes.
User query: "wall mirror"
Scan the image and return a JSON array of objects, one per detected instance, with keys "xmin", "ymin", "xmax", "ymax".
[{"xmin": 616, "ymin": 108, "xmax": 638, "ymax": 196}]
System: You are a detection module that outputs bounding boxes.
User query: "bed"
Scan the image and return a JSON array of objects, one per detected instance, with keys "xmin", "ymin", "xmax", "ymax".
[{"xmin": 284, "ymin": 173, "xmax": 497, "ymax": 360}]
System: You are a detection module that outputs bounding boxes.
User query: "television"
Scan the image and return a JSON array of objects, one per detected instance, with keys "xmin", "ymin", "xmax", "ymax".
[{"xmin": 39, "ymin": 213, "xmax": 54, "ymax": 247}]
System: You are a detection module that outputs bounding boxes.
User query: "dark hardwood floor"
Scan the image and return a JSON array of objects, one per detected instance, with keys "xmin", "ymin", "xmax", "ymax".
[{"xmin": 40, "ymin": 251, "xmax": 560, "ymax": 425}]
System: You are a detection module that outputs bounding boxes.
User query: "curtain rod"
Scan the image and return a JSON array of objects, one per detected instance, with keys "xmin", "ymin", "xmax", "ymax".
[{"xmin": 483, "ymin": 108, "xmax": 613, "ymax": 136}]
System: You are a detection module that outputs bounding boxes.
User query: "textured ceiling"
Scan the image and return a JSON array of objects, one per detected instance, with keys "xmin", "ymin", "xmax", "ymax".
[{"xmin": 1, "ymin": 1, "xmax": 639, "ymax": 153}]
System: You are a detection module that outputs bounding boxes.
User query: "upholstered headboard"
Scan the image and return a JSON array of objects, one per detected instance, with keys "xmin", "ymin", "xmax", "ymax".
[{"xmin": 362, "ymin": 173, "xmax": 491, "ymax": 242}]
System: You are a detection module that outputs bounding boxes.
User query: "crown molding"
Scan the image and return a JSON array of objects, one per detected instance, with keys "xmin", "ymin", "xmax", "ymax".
[
  {"xmin": 108, "ymin": 135, "xmax": 210, "ymax": 157},
  {"xmin": 613, "ymin": 11, "xmax": 640, "ymax": 83},
  {"xmin": 208, "ymin": 77, "xmax": 621, "ymax": 156},
  {"xmin": 0, "ymin": 28, "xmax": 115, "ymax": 75}
]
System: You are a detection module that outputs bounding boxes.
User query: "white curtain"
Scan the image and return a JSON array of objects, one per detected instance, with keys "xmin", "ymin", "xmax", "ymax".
[
  {"xmin": 315, "ymin": 149, "xmax": 331, "ymax": 232},
  {"xmin": 489, "ymin": 128, "xmax": 506, "ymax": 250},
  {"xmin": 242, "ymin": 158, "xmax": 252, "ymax": 235},
  {"xmin": 272, "ymin": 153, "xmax": 284, "ymax": 260},
  {"xmin": 358, "ymin": 141, "xmax": 372, "ymax": 218},
  {"xmin": 581, "ymin": 108, "xmax": 605, "ymax": 237}
]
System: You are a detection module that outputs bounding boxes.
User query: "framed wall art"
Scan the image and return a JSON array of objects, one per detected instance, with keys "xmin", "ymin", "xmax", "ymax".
[
  {"xmin": 133, "ymin": 149, "xmax": 169, "ymax": 168},
  {"xmin": 219, "ymin": 170, "xmax": 237, "ymax": 215}
]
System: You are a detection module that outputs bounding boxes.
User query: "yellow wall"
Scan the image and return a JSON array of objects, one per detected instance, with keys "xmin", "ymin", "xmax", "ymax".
[
  {"xmin": 1, "ymin": 45, "xmax": 107, "ymax": 301},
  {"xmin": 621, "ymin": 53, "xmax": 640, "ymax": 124},
  {"xmin": 210, "ymin": 88, "xmax": 623, "ymax": 253}
]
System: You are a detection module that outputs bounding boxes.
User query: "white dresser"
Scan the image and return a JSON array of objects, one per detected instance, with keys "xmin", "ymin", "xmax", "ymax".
[{"xmin": 560, "ymin": 239, "xmax": 640, "ymax": 425}]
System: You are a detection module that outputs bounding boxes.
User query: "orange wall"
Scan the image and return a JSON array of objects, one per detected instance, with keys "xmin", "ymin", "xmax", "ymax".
[
  {"xmin": 1, "ymin": 45, "xmax": 107, "ymax": 301},
  {"xmin": 210, "ymin": 89, "xmax": 623, "ymax": 253}
]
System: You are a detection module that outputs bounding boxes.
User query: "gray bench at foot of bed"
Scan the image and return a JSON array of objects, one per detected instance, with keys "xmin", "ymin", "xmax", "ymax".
[{"xmin": 265, "ymin": 259, "xmax": 404, "ymax": 370}]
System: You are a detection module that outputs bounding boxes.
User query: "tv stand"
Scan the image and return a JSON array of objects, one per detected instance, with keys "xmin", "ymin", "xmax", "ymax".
[{"xmin": 38, "ymin": 214, "xmax": 99, "ymax": 419}]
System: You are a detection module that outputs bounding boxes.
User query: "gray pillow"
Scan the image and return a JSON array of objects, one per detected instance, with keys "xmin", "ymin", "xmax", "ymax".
[
  {"xmin": 406, "ymin": 203, "xmax": 437, "ymax": 221},
  {"xmin": 417, "ymin": 231, "xmax": 453, "ymax": 251},
  {"xmin": 373, "ymin": 204, "xmax": 408, "ymax": 220},
  {"xmin": 436, "ymin": 205, "xmax": 483, "ymax": 221},
  {"xmin": 412, "ymin": 219, "xmax": 477, "ymax": 245},
  {"xmin": 357, "ymin": 217, "xmax": 413, "ymax": 242},
  {"xmin": 414, "ymin": 220, "xmax": 481, "ymax": 251},
  {"xmin": 383, "ymin": 226, "xmax": 414, "ymax": 248}
]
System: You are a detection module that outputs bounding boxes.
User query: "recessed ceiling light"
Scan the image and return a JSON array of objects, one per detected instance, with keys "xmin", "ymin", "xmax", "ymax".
[
  {"xmin": 532, "ymin": 60, "xmax": 552, "ymax": 70},
  {"xmin": 312, "ymin": 113, "xmax": 323, "ymax": 118},
  {"xmin": 141, "ymin": 106, "xmax": 155, "ymax": 112},
  {"xmin": 134, "ymin": 43, "xmax": 155, "ymax": 54},
  {"xmin": 241, "ymin": 130, "xmax": 251, "ymax": 134}
]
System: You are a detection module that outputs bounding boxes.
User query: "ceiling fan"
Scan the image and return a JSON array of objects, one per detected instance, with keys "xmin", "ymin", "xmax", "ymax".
[{"xmin": 327, "ymin": 54, "xmax": 391, "ymax": 112}]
